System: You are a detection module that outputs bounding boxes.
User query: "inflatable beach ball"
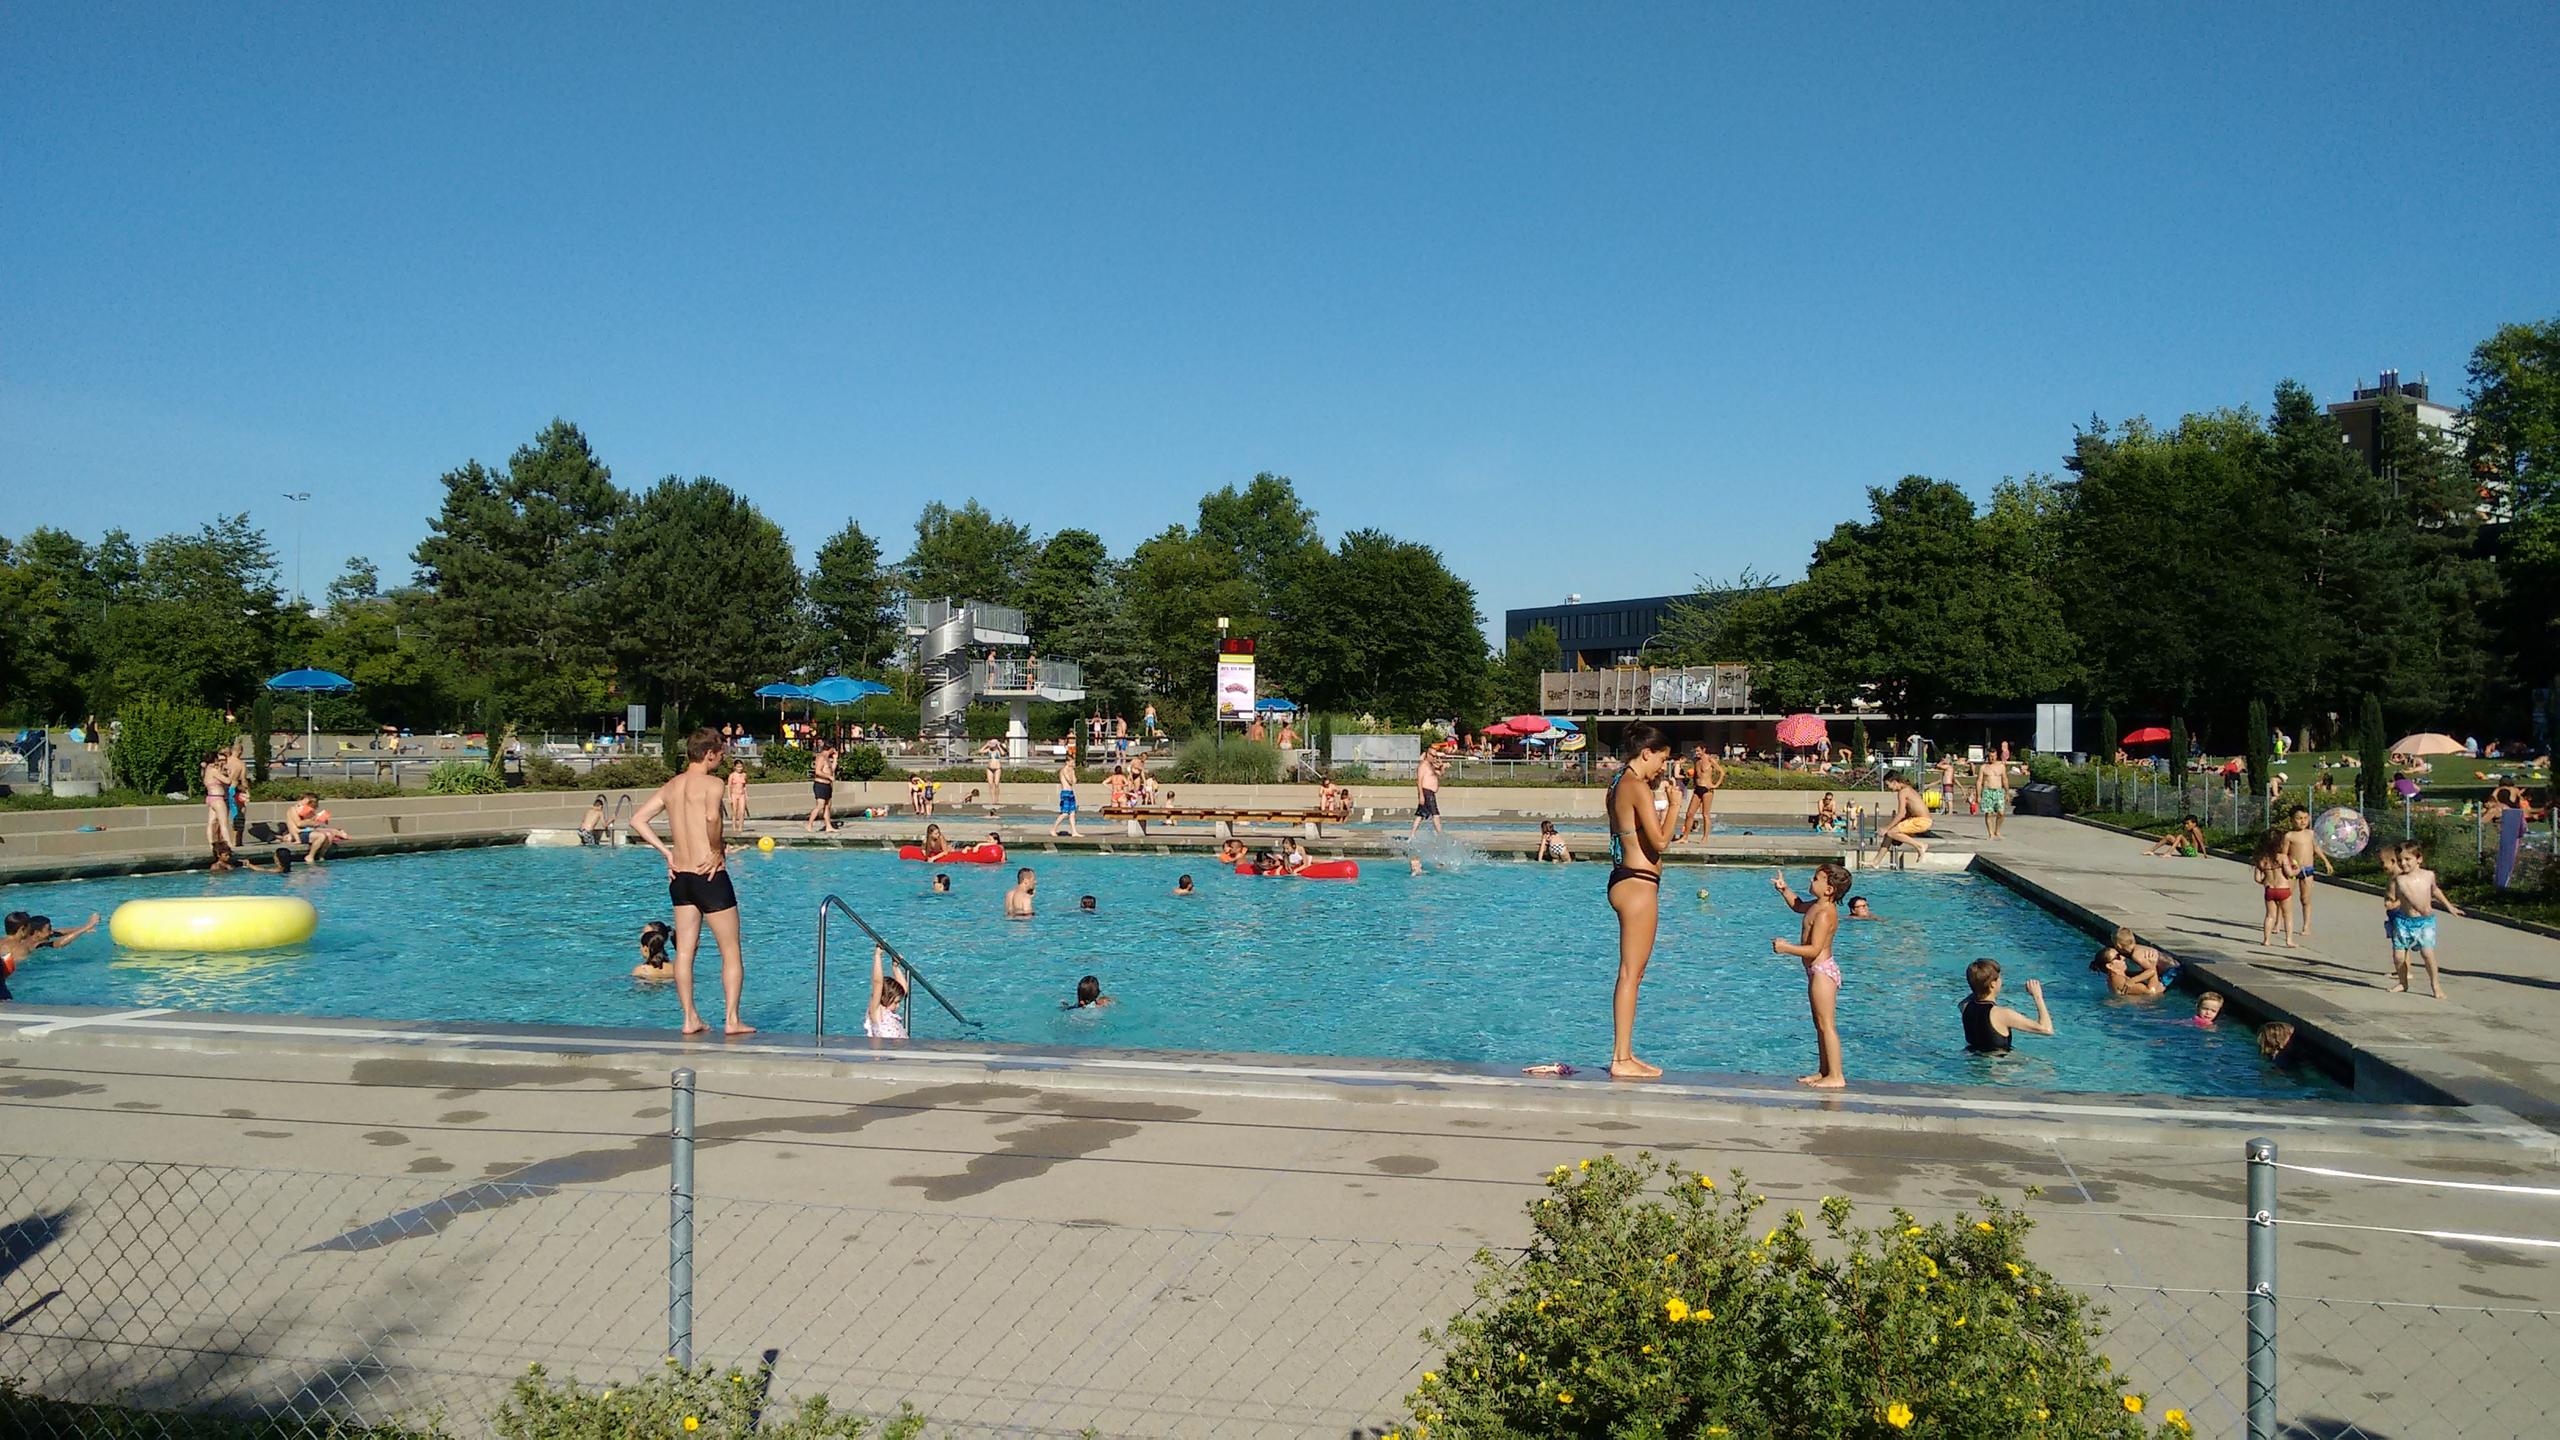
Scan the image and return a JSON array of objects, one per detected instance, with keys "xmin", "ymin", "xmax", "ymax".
[
  {"xmin": 2312, "ymin": 806, "xmax": 2372, "ymax": 861},
  {"xmin": 757, "ymin": 836, "xmax": 776, "ymax": 852},
  {"xmin": 1923, "ymin": 789, "xmax": 1944, "ymax": 811}
]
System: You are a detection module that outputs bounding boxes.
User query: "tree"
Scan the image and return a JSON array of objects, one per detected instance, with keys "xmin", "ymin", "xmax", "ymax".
[
  {"xmin": 1020, "ymin": 528, "xmax": 1111, "ymax": 644},
  {"xmin": 2356, "ymin": 693, "xmax": 2390, "ymax": 813},
  {"xmin": 326, "ymin": 557, "xmax": 380, "ymax": 611},
  {"xmin": 411, "ymin": 420, "xmax": 625, "ymax": 726},
  {"xmin": 903, "ymin": 500, "xmax": 1033, "ymax": 605},
  {"xmin": 2465, "ymin": 316, "xmax": 2560, "ymax": 524},
  {"xmin": 2167, "ymin": 717, "xmax": 2190, "ymax": 809},
  {"xmin": 1122, "ymin": 525, "xmax": 1256, "ymax": 726},
  {"xmin": 1194, "ymin": 474, "xmax": 1332, "ymax": 703},
  {"xmin": 604, "ymin": 477, "xmax": 804, "ymax": 726},
  {"xmin": 0, "ymin": 527, "xmax": 104, "ymax": 721},
  {"xmin": 2093, "ymin": 705, "xmax": 2118, "ymax": 765},
  {"xmin": 1304, "ymin": 529, "xmax": 1488, "ymax": 723},
  {"xmin": 806, "ymin": 520, "xmax": 902, "ymax": 676},
  {"xmin": 95, "ymin": 515, "xmax": 288, "ymax": 712},
  {"xmin": 1497, "ymin": 623, "xmax": 1561, "ymax": 716},
  {"xmin": 309, "ymin": 587, "xmax": 466, "ymax": 731},
  {"xmin": 2244, "ymin": 699, "xmax": 2272, "ymax": 798}
]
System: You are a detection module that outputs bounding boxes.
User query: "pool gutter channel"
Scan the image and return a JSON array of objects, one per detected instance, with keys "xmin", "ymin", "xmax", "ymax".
[{"xmin": 1, "ymin": 1004, "xmax": 2544, "ymax": 1162}]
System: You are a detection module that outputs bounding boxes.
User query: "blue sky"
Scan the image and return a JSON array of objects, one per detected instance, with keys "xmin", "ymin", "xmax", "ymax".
[{"xmin": 5, "ymin": 3, "xmax": 2555, "ymax": 632}]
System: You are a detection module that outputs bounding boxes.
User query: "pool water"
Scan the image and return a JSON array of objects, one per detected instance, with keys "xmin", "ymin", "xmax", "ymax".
[{"xmin": 4, "ymin": 846, "xmax": 2336, "ymax": 1100}]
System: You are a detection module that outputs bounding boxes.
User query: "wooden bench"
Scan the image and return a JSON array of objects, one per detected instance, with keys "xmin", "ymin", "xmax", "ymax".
[{"xmin": 1102, "ymin": 804, "xmax": 1341, "ymax": 839}]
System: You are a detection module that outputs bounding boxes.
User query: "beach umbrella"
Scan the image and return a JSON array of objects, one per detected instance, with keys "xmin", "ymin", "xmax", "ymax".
[
  {"xmin": 1499, "ymin": 714, "xmax": 1548, "ymax": 734},
  {"xmin": 2390, "ymin": 732, "xmax": 2464, "ymax": 756},
  {"xmin": 1543, "ymin": 718, "xmax": 1580, "ymax": 732},
  {"xmin": 2122, "ymin": 726, "xmax": 2171, "ymax": 746},
  {"xmin": 1481, "ymin": 720, "xmax": 1520, "ymax": 738},
  {"xmin": 265, "ymin": 668, "xmax": 355, "ymax": 765},
  {"xmin": 1775, "ymin": 712, "xmax": 1828, "ymax": 748},
  {"xmin": 754, "ymin": 682, "xmax": 810, "ymax": 699},
  {"xmin": 802, "ymin": 675, "xmax": 892, "ymax": 707}
]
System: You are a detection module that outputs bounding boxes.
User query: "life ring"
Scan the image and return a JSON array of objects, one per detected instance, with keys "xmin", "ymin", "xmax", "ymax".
[
  {"xmin": 897, "ymin": 843, "xmax": 1006, "ymax": 864},
  {"xmin": 1233, "ymin": 860, "xmax": 1360, "ymax": 880},
  {"xmin": 110, "ymin": 896, "xmax": 317, "ymax": 952}
]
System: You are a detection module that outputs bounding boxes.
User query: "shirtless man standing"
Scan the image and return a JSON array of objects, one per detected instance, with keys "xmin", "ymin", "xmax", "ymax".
[
  {"xmin": 804, "ymin": 742, "xmax": 838, "ymax": 834},
  {"xmin": 1973, "ymin": 752, "xmax": 2018, "ymax": 841},
  {"xmin": 630, "ymin": 728, "xmax": 754, "ymax": 1036},
  {"xmin": 1050, "ymin": 756, "xmax": 1080, "ymax": 837},
  {"xmin": 2277, "ymin": 804, "xmax": 2333, "ymax": 938},
  {"xmin": 1673, "ymin": 743, "xmax": 1725, "ymax": 842}
]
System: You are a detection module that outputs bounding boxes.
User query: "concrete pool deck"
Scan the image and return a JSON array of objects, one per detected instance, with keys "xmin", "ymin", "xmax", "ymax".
[{"xmin": 5, "ymin": 812, "xmax": 2560, "ymax": 1435}]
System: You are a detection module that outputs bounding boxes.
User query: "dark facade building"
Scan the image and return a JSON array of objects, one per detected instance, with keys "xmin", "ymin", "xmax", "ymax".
[
  {"xmin": 1504, "ymin": 594, "xmax": 1685, "ymax": 670},
  {"xmin": 2328, "ymin": 369, "xmax": 2463, "ymax": 477}
]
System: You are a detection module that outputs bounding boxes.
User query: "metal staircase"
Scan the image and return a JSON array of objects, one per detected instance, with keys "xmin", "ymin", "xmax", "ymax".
[{"xmin": 906, "ymin": 598, "xmax": 1085, "ymax": 758}]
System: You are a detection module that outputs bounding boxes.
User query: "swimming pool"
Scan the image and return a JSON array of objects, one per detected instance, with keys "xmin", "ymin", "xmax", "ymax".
[{"xmin": 3, "ymin": 846, "xmax": 2335, "ymax": 1100}]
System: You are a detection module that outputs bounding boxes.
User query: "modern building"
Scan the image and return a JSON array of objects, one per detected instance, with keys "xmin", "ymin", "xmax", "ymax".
[
  {"xmin": 2328, "ymin": 369, "xmax": 2464, "ymax": 476},
  {"xmin": 1502, "ymin": 593, "xmax": 1686, "ymax": 670}
]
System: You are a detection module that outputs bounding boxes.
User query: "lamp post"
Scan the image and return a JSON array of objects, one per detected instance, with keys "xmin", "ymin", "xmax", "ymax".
[
  {"xmin": 281, "ymin": 491, "xmax": 312, "ymax": 607},
  {"xmin": 1215, "ymin": 615, "xmax": 1230, "ymax": 751}
]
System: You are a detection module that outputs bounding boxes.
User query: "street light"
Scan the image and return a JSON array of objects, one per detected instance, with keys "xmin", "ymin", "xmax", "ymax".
[{"xmin": 281, "ymin": 492, "xmax": 312, "ymax": 607}]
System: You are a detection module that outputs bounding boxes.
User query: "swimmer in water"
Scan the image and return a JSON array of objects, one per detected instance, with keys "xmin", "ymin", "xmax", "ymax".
[
  {"xmin": 632, "ymin": 921, "xmax": 675, "ymax": 979},
  {"xmin": 1408, "ymin": 856, "xmax": 1424, "ymax": 877},
  {"xmin": 1064, "ymin": 973, "xmax": 1113, "ymax": 1009},
  {"xmin": 2, "ymin": 911, "xmax": 100, "ymax": 1001},
  {"xmin": 1845, "ymin": 896, "xmax": 1877, "ymax": 921},
  {"xmin": 921, "ymin": 823, "xmax": 948, "ymax": 858},
  {"xmin": 1005, "ymin": 867, "xmax": 1036, "ymax": 919},
  {"xmin": 1959, "ymin": 958, "xmax": 2054, "ymax": 1054},
  {"xmin": 931, "ymin": 873, "xmax": 951, "ymax": 893},
  {"xmin": 1174, "ymin": 874, "xmax": 1195, "ymax": 896},
  {"xmin": 1770, "ymin": 862, "xmax": 1852, "ymax": 1087},
  {"xmin": 865, "ymin": 944, "xmax": 909, "ymax": 1039},
  {"xmin": 1281, "ymin": 837, "xmax": 1310, "ymax": 873},
  {"xmin": 1079, "ymin": 894, "xmax": 1098, "ymax": 913},
  {"xmin": 2191, "ymin": 991, "xmax": 2225, "ymax": 1028},
  {"xmin": 209, "ymin": 840, "xmax": 292, "ymax": 874},
  {"xmin": 1605, "ymin": 723, "xmax": 1675, "ymax": 1080},
  {"xmin": 1535, "ymin": 820, "xmax": 1571, "ymax": 863},
  {"xmin": 1218, "ymin": 838, "xmax": 1248, "ymax": 865}
]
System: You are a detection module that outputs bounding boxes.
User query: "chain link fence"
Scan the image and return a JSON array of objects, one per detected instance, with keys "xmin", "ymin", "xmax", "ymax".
[{"xmin": 4, "ymin": 1093, "xmax": 2557, "ymax": 1438}]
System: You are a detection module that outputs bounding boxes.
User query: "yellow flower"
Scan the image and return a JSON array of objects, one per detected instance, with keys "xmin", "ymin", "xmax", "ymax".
[
  {"xmin": 2165, "ymin": 1409, "xmax": 2191, "ymax": 1435},
  {"xmin": 2122, "ymin": 1394, "xmax": 2144, "ymax": 1414},
  {"xmin": 1975, "ymin": 1220, "xmax": 1995, "ymax": 1232},
  {"xmin": 1884, "ymin": 1400, "xmax": 1914, "ymax": 1429},
  {"xmin": 2006, "ymin": 1262, "xmax": 2024, "ymax": 1279},
  {"xmin": 600, "ymin": 1390, "xmax": 614, "ymax": 1401},
  {"xmin": 683, "ymin": 1420, "xmax": 701, "ymax": 1433},
  {"xmin": 1535, "ymin": 1297, "xmax": 1550, "ymax": 1313},
  {"xmin": 1557, "ymin": 1391, "xmax": 1573, "ymax": 1405},
  {"xmin": 1422, "ymin": 1371, "xmax": 1437, "ymax": 1384},
  {"xmin": 1578, "ymin": 1158, "xmax": 1590, "ymax": 1171},
  {"xmin": 1663, "ymin": 1252, "xmax": 1680, "ymax": 1264},
  {"xmin": 1709, "ymin": 1429, "xmax": 1731, "ymax": 1437},
  {"xmin": 1951, "ymin": 1315, "xmax": 1966, "ymax": 1327},
  {"xmin": 1919, "ymin": 1256, "xmax": 1939, "ymax": 1279},
  {"xmin": 2029, "ymin": 1286, "xmax": 2042, "ymax": 1298},
  {"xmin": 1664, "ymin": 1297, "xmax": 1691, "ymax": 1323},
  {"xmin": 1904, "ymin": 1225, "xmax": 1924, "ymax": 1236},
  {"xmin": 1641, "ymin": 1344, "xmax": 1654, "ymax": 1355},
  {"xmin": 2035, "ymin": 1408, "xmax": 2049, "ymax": 1421},
  {"xmin": 1550, "ymin": 1165, "xmax": 1568, "ymax": 1180},
  {"xmin": 1763, "ymin": 1228, "xmax": 1778, "ymax": 1245},
  {"xmin": 1698, "ymin": 1174, "xmax": 1715, "ymax": 1189},
  {"xmin": 1697, "ymin": 1305, "xmax": 1713, "ymax": 1320}
]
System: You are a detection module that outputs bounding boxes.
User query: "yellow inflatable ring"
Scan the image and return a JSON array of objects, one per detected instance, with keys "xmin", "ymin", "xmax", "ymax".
[{"xmin": 111, "ymin": 896, "xmax": 318, "ymax": 952}]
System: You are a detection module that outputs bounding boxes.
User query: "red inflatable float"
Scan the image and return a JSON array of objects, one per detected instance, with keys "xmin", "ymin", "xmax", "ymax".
[
  {"xmin": 897, "ymin": 844, "xmax": 1007, "ymax": 864},
  {"xmin": 1233, "ymin": 860, "xmax": 1360, "ymax": 880}
]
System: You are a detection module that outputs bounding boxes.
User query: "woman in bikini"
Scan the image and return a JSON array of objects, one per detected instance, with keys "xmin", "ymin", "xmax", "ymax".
[
  {"xmin": 1606, "ymin": 724, "xmax": 1674, "ymax": 1079},
  {"xmin": 1770, "ymin": 861, "xmax": 1852, "ymax": 1088}
]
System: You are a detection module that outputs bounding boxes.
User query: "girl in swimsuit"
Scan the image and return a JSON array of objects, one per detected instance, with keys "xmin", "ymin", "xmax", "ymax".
[
  {"xmin": 2252, "ymin": 830, "xmax": 2297, "ymax": 949},
  {"xmin": 1605, "ymin": 724, "xmax": 1675, "ymax": 1080},
  {"xmin": 865, "ymin": 944, "xmax": 910, "ymax": 1039},
  {"xmin": 1770, "ymin": 862, "xmax": 1852, "ymax": 1088}
]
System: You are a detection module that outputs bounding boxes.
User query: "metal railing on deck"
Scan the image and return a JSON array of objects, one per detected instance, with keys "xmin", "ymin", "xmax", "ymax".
[{"xmin": 811, "ymin": 893, "xmax": 981, "ymax": 1039}]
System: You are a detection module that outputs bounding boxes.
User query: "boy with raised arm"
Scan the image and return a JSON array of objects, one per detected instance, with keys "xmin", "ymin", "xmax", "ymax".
[
  {"xmin": 1959, "ymin": 958, "xmax": 2054, "ymax": 1053},
  {"xmin": 629, "ymin": 728, "xmax": 754, "ymax": 1036}
]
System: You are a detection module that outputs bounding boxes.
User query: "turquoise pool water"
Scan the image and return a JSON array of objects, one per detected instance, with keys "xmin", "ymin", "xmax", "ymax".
[{"xmin": 3, "ymin": 846, "xmax": 2335, "ymax": 1099}]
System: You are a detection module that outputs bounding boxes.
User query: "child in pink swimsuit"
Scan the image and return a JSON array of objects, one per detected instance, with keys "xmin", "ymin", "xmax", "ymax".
[{"xmin": 1770, "ymin": 863, "xmax": 1852, "ymax": 1089}]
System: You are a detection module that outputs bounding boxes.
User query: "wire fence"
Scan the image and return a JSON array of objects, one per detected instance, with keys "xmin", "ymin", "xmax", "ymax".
[{"xmin": 3, "ymin": 1084, "xmax": 2557, "ymax": 1437}]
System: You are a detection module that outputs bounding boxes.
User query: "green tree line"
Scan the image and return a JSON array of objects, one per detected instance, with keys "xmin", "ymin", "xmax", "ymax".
[
  {"xmin": 1656, "ymin": 316, "xmax": 2560, "ymax": 752},
  {"xmin": 0, "ymin": 422, "xmax": 1499, "ymax": 737}
]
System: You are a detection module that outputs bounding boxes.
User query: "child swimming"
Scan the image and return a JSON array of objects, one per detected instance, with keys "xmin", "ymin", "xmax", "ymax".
[
  {"xmin": 1959, "ymin": 958, "xmax": 2055, "ymax": 1053},
  {"xmin": 1770, "ymin": 862, "xmax": 1852, "ymax": 1087},
  {"xmin": 2191, "ymin": 991, "xmax": 2225, "ymax": 1028},
  {"xmin": 632, "ymin": 921, "xmax": 675, "ymax": 979},
  {"xmin": 2, "ymin": 911, "xmax": 100, "ymax": 1001},
  {"xmin": 931, "ymin": 873, "xmax": 952, "ymax": 893},
  {"xmin": 864, "ymin": 944, "xmax": 909, "ymax": 1039},
  {"xmin": 1064, "ymin": 974, "xmax": 1114, "ymax": 1009},
  {"xmin": 1174, "ymin": 874, "xmax": 1195, "ymax": 896}
]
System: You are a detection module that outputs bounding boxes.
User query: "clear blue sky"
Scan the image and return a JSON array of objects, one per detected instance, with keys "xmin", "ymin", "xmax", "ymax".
[{"xmin": 6, "ymin": 4, "xmax": 2555, "ymax": 632}]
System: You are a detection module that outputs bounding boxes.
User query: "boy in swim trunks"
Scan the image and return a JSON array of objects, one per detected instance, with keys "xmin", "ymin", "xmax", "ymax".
[
  {"xmin": 804, "ymin": 743, "xmax": 838, "ymax": 833},
  {"xmin": 1051, "ymin": 758, "xmax": 1080, "ymax": 838},
  {"xmin": 1973, "ymin": 754, "xmax": 2017, "ymax": 841},
  {"xmin": 1878, "ymin": 774, "xmax": 1932, "ymax": 864},
  {"xmin": 629, "ymin": 727, "xmax": 754, "ymax": 1036},
  {"xmin": 2278, "ymin": 804, "xmax": 2332, "ymax": 938},
  {"xmin": 2385, "ymin": 840, "xmax": 2461, "ymax": 998},
  {"xmin": 1771, "ymin": 861, "xmax": 1853, "ymax": 1087},
  {"xmin": 1605, "ymin": 724, "xmax": 1674, "ymax": 1079},
  {"xmin": 1672, "ymin": 744, "xmax": 1724, "ymax": 842}
]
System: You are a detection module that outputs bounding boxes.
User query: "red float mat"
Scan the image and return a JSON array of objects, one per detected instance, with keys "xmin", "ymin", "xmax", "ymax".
[
  {"xmin": 897, "ymin": 844, "xmax": 1007, "ymax": 864},
  {"xmin": 1232, "ymin": 859, "xmax": 1360, "ymax": 880}
]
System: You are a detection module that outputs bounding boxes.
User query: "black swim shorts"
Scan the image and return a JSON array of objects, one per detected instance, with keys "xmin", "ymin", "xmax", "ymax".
[
  {"xmin": 812, "ymin": 781, "xmax": 834, "ymax": 800},
  {"xmin": 1416, "ymin": 792, "xmax": 1441, "ymax": 818},
  {"xmin": 669, "ymin": 869, "xmax": 739, "ymax": 916}
]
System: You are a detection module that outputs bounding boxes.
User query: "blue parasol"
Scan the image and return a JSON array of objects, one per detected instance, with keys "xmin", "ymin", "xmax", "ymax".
[
  {"xmin": 265, "ymin": 668, "xmax": 356, "ymax": 763},
  {"xmin": 754, "ymin": 682, "xmax": 811, "ymax": 699},
  {"xmin": 802, "ymin": 675, "xmax": 892, "ymax": 707},
  {"xmin": 1255, "ymin": 698, "xmax": 1300, "ymax": 713}
]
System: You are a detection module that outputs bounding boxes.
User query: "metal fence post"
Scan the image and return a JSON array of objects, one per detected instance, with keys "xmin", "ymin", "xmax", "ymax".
[
  {"xmin": 2246, "ymin": 1137, "xmax": 2278, "ymax": 1440},
  {"xmin": 669, "ymin": 1067, "xmax": 696, "ymax": 1368}
]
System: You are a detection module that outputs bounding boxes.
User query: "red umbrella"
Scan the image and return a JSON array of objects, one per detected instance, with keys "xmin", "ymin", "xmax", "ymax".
[
  {"xmin": 1499, "ymin": 714, "xmax": 1549, "ymax": 734},
  {"xmin": 1774, "ymin": 713, "xmax": 1828, "ymax": 748},
  {"xmin": 2122, "ymin": 727, "xmax": 2171, "ymax": 745},
  {"xmin": 1481, "ymin": 720, "xmax": 1520, "ymax": 738}
]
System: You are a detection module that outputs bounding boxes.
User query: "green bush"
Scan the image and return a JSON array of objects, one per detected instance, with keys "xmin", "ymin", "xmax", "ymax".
[
  {"xmin": 2028, "ymin": 757, "xmax": 2094, "ymax": 814},
  {"xmin": 1403, "ymin": 1153, "xmax": 2195, "ymax": 1439},
  {"xmin": 110, "ymin": 698, "xmax": 237, "ymax": 796},
  {"xmin": 585, "ymin": 756, "xmax": 674, "ymax": 790},
  {"xmin": 246, "ymin": 779, "xmax": 402, "ymax": 803},
  {"xmin": 1, "ymin": 1378, "xmax": 435, "ymax": 1438},
  {"xmin": 499, "ymin": 1361, "xmax": 921, "ymax": 1440},
  {"xmin": 758, "ymin": 742, "xmax": 816, "ymax": 779},
  {"xmin": 841, "ymin": 744, "xmax": 890, "ymax": 782},
  {"xmin": 426, "ymin": 760, "xmax": 505, "ymax": 795},
  {"xmin": 523, "ymin": 755, "xmax": 580, "ymax": 789},
  {"xmin": 1166, "ymin": 735, "xmax": 1285, "ymax": 785}
]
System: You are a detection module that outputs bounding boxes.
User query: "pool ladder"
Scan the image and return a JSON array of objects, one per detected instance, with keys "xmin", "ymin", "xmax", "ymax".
[{"xmin": 812, "ymin": 893, "xmax": 980, "ymax": 1040}]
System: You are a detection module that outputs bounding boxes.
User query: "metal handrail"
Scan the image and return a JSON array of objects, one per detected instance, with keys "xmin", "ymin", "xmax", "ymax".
[{"xmin": 813, "ymin": 893, "xmax": 981, "ymax": 1039}]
